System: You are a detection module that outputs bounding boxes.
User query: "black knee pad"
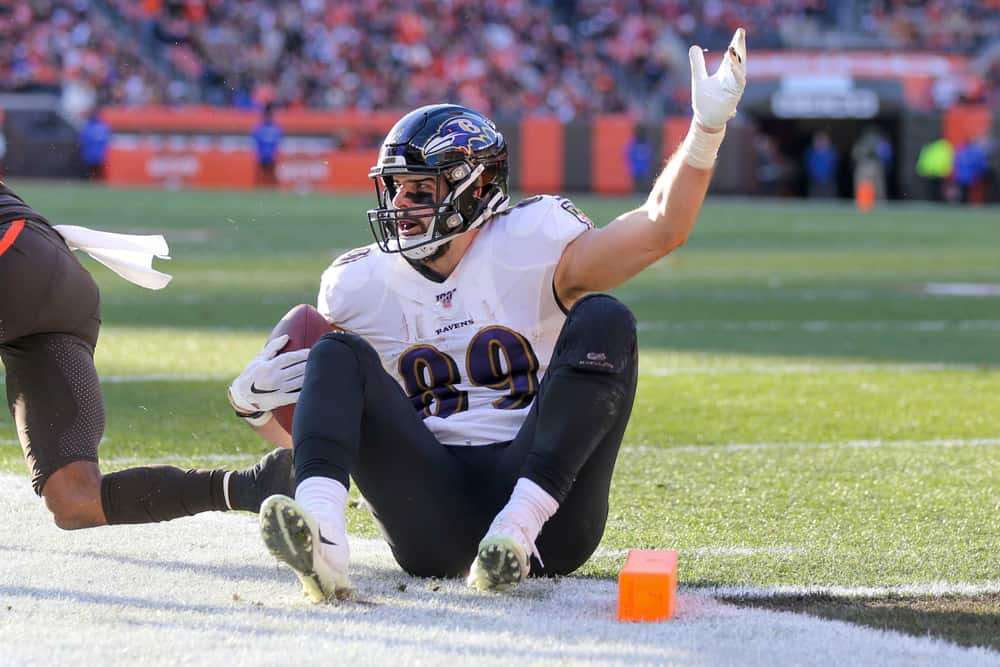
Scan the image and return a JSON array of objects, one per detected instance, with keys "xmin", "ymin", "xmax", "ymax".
[
  {"xmin": 555, "ymin": 294, "xmax": 637, "ymax": 375},
  {"xmin": 309, "ymin": 331, "xmax": 380, "ymax": 372},
  {"xmin": 295, "ymin": 331, "xmax": 383, "ymax": 489},
  {"xmin": 2, "ymin": 333, "xmax": 104, "ymax": 494}
]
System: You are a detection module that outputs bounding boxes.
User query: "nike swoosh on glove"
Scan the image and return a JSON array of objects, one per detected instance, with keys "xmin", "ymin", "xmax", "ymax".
[
  {"xmin": 689, "ymin": 27, "xmax": 748, "ymax": 130},
  {"xmin": 229, "ymin": 335, "xmax": 310, "ymax": 413}
]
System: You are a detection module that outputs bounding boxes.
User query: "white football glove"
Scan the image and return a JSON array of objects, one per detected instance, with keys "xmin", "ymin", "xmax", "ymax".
[
  {"xmin": 689, "ymin": 28, "xmax": 747, "ymax": 130},
  {"xmin": 229, "ymin": 335, "xmax": 310, "ymax": 414}
]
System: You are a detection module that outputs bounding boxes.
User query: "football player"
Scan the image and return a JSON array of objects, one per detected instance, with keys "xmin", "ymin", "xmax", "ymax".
[
  {"xmin": 230, "ymin": 29, "xmax": 747, "ymax": 600},
  {"xmin": 0, "ymin": 182, "xmax": 294, "ymax": 530}
]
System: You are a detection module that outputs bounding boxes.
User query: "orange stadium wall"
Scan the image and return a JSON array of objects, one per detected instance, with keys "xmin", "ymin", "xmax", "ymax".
[
  {"xmin": 591, "ymin": 115, "xmax": 635, "ymax": 195},
  {"xmin": 518, "ymin": 117, "xmax": 564, "ymax": 194},
  {"xmin": 103, "ymin": 107, "xmax": 398, "ymax": 191},
  {"xmin": 101, "ymin": 107, "xmax": 711, "ymax": 195}
]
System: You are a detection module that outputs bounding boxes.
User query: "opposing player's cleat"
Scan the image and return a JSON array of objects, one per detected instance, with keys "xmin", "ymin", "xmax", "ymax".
[
  {"xmin": 259, "ymin": 494, "xmax": 351, "ymax": 602},
  {"xmin": 230, "ymin": 447, "xmax": 295, "ymax": 513},
  {"xmin": 467, "ymin": 515, "xmax": 537, "ymax": 592}
]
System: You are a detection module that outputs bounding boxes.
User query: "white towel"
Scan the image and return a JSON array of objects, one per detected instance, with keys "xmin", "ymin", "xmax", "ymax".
[{"xmin": 52, "ymin": 225, "xmax": 172, "ymax": 290}]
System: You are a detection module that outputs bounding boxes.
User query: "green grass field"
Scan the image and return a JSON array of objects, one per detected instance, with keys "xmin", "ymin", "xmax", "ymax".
[{"xmin": 1, "ymin": 181, "xmax": 998, "ymax": 649}]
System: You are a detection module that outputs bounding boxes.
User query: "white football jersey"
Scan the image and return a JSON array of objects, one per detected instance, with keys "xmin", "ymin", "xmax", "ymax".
[{"xmin": 318, "ymin": 195, "xmax": 593, "ymax": 446}]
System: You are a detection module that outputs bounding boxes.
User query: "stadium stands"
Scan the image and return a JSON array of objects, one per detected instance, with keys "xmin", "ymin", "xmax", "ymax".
[
  {"xmin": 0, "ymin": 0, "xmax": 172, "ymax": 114},
  {"xmin": 3, "ymin": 1, "xmax": 999, "ymax": 116}
]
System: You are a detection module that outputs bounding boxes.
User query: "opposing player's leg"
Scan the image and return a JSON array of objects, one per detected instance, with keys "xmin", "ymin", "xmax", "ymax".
[
  {"xmin": 283, "ymin": 331, "xmax": 494, "ymax": 591},
  {"xmin": 1, "ymin": 216, "xmax": 293, "ymax": 529},
  {"xmin": 3, "ymin": 331, "xmax": 293, "ymax": 528},
  {"xmin": 1, "ymin": 220, "xmax": 102, "ymax": 527},
  {"xmin": 469, "ymin": 294, "xmax": 638, "ymax": 591}
]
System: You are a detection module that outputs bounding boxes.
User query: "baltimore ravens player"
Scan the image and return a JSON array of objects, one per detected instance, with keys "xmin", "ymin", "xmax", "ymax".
[
  {"xmin": 0, "ymin": 182, "xmax": 293, "ymax": 530},
  {"xmin": 231, "ymin": 28, "xmax": 747, "ymax": 601}
]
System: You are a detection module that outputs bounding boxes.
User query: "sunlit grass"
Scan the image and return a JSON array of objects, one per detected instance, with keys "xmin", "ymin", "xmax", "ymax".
[{"xmin": 1, "ymin": 181, "xmax": 998, "ymax": 595}]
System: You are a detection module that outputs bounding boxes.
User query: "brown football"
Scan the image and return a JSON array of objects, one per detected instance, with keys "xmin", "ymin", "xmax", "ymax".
[{"xmin": 268, "ymin": 303, "xmax": 336, "ymax": 434}]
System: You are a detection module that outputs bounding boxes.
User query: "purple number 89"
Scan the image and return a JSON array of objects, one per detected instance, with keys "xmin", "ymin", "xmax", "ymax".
[{"xmin": 397, "ymin": 326, "xmax": 540, "ymax": 418}]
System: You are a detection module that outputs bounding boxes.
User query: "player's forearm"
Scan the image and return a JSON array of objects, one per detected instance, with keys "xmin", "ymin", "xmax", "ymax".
[
  {"xmin": 244, "ymin": 413, "xmax": 293, "ymax": 448},
  {"xmin": 642, "ymin": 24, "xmax": 746, "ymax": 249},
  {"xmin": 642, "ymin": 125, "xmax": 720, "ymax": 251}
]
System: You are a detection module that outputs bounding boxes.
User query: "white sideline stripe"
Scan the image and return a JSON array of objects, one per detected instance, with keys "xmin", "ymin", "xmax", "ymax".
[
  {"xmin": 623, "ymin": 437, "xmax": 1000, "ymax": 454},
  {"xmin": 642, "ymin": 362, "xmax": 990, "ymax": 375},
  {"xmin": 703, "ymin": 580, "xmax": 1000, "ymax": 599},
  {"xmin": 0, "ymin": 475, "xmax": 996, "ymax": 666},
  {"xmin": 638, "ymin": 320, "xmax": 1000, "ymax": 333}
]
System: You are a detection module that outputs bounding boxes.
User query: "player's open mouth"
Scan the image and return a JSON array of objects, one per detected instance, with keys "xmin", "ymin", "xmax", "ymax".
[{"xmin": 397, "ymin": 220, "xmax": 425, "ymax": 236}]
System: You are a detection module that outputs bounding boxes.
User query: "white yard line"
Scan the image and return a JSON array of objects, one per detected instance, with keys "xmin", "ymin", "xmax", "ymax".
[
  {"xmin": 5, "ymin": 438, "xmax": 998, "ymax": 458},
  {"xmin": 705, "ymin": 581, "xmax": 1000, "ymax": 598},
  {"xmin": 638, "ymin": 320, "xmax": 1000, "ymax": 333},
  {"xmin": 924, "ymin": 283, "xmax": 1000, "ymax": 297},
  {"xmin": 0, "ymin": 474, "xmax": 994, "ymax": 667},
  {"xmin": 95, "ymin": 437, "xmax": 1000, "ymax": 464},
  {"xmin": 98, "ymin": 373, "xmax": 232, "ymax": 383},
  {"xmin": 622, "ymin": 437, "xmax": 1000, "ymax": 455},
  {"xmin": 596, "ymin": 546, "xmax": 807, "ymax": 559},
  {"xmin": 101, "ymin": 453, "xmax": 256, "ymax": 465},
  {"xmin": 0, "ymin": 373, "xmax": 231, "ymax": 385},
  {"xmin": 614, "ymin": 288, "xmax": 876, "ymax": 302},
  {"xmin": 642, "ymin": 362, "xmax": 992, "ymax": 375},
  {"xmin": 4, "ymin": 361, "xmax": 994, "ymax": 388}
]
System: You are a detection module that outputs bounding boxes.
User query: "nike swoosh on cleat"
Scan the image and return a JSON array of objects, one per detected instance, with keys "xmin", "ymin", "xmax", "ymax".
[
  {"xmin": 319, "ymin": 534, "xmax": 337, "ymax": 546},
  {"xmin": 250, "ymin": 383, "xmax": 279, "ymax": 394}
]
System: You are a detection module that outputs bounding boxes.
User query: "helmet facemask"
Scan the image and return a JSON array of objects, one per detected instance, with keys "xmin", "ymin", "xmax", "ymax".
[{"xmin": 367, "ymin": 105, "xmax": 511, "ymax": 262}]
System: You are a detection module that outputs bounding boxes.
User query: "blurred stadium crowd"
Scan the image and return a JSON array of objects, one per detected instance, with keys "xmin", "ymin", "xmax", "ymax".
[{"xmin": 2, "ymin": 0, "xmax": 1000, "ymax": 119}]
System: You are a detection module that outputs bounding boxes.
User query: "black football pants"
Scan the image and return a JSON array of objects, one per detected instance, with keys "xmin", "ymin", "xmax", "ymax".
[
  {"xmin": 293, "ymin": 294, "xmax": 638, "ymax": 578},
  {"xmin": 0, "ymin": 219, "xmax": 103, "ymax": 493}
]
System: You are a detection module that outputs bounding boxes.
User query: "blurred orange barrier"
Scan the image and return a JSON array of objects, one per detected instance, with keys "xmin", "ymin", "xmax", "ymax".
[
  {"xmin": 276, "ymin": 150, "xmax": 375, "ymax": 192},
  {"xmin": 520, "ymin": 117, "xmax": 563, "ymax": 194},
  {"xmin": 662, "ymin": 118, "xmax": 689, "ymax": 162},
  {"xmin": 617, "ymin": 549, "xmax": 678, "ymax": 622},
  {"xmin": 107, "ymin": 141, "xmax": 379, "ymax": 191},
  {"xmin": 106, "ymin": 143, "xmax": 256, "ymax": 189},
  {"xmin": 591, "ymin": 115, "xmax": 634, "ymax": 195},
  {"xmin": 942, "ymin": 105, "xmax": 992, "ymax": 149},
  {"xmin": 855, "ymin": 179, "xmax": 875, "ymax": 211}
]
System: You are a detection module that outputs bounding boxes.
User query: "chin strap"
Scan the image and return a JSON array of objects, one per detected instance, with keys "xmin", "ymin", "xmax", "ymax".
[{"xmin": 397, "ymin": 165, "xmax": 509, "ymax": 260}]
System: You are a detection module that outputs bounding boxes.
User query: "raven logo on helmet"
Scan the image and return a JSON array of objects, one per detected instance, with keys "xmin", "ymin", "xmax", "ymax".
[{"xmin": 422, "ymin": 118, "xmax": 497, "ymax": 158}]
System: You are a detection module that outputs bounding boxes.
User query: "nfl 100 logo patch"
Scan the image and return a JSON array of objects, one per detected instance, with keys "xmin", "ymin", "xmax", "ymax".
[{"xmin": 435, "ymin": 288, "xmax": 456, "ymax": 309}]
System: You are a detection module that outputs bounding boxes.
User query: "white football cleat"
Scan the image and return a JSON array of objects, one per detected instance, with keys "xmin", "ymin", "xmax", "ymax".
[
  {"xmin": 260, "ymin": 494, "xmax": 351, "ymax": 602},
  {"xmin": 467, "ymin": 514, "xmax": 537, "ymax": 592}
]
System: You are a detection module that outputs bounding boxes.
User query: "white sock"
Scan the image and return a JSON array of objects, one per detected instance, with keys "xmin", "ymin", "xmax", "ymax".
[
  {"xmin": 295, "ymin": 476, "xmax": 348, "ymax": 547},
  {"xmin": 494, "ymin": 477, "xmax": 559, "ymax": 543}
]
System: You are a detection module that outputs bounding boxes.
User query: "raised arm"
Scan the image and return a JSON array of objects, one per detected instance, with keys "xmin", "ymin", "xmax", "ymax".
[{"xmin": 555, "ymin": 28, "xmax": 747, "ymax": 307}]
